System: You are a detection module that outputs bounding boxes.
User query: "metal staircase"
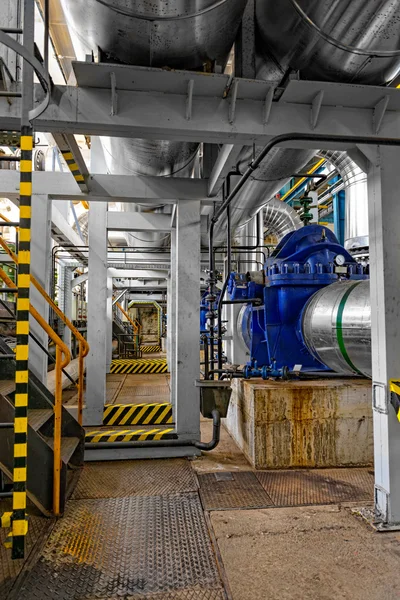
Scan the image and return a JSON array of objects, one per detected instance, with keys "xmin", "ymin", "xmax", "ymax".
[{"xmin": 0, "ymin": 338, "xmax": 84, "ymax": 517}]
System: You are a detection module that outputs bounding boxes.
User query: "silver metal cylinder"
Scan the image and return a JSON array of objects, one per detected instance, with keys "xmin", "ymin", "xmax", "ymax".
[
  {"xmin": 302, "ymin": 280, "xmax": 371, "ymax": 378},
  {"xmin": 318, "ymin": 150, "xmax": 368, "ymax": 252}
]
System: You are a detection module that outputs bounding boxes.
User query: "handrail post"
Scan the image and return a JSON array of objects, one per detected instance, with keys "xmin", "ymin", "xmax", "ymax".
[
  {"xmin": 77, "ymin": 340, "xmax": 84, "ymax": 426},
  {"xmin": 53, "ymin": 345, "xmax": 62, "ymax": 517}
]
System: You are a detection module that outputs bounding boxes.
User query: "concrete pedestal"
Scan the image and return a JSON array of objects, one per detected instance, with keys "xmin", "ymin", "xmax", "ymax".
[{"xmin": 225, "ymin": 378, "xmax": 373, "ymax": 469}]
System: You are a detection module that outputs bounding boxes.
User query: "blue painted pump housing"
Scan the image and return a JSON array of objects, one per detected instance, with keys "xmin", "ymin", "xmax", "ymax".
[{"xmin": 228, "ymin": 225, "xmax": 369, "ymax": 376}]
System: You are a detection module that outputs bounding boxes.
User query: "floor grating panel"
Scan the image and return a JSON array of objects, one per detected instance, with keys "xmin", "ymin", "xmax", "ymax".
[
  {"xmin": 198, "ymin": 472, "xmax": 273, "ymax": 511},
  {"xmin": 18, "ymin": 494, "xmax": 224, "ymax": 600},
  {"xmin": 72, "ymin": 458, "xmax": 198, "ymax": 499},
  {"xmin": 0, "ymin": 502, "xmax": 49, "ymax": 599},
  {"xmin": 255, "ymin": 467, "xmax": 374, "ymax": 507}
]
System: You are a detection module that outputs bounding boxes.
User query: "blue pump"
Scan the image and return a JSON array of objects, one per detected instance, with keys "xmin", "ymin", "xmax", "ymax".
[{"xmin": 228, "ymin": 225, "xmax": 368, "ymax": 377}]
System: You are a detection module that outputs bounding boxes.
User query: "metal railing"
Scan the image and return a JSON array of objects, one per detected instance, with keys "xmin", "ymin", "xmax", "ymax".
[
  {"xmin": 0, "ymin": 266, "xmax": 70, "ymax": 517},
  {"xmin": 0, "ymin": 236, "xmax": 89, "ymax": 425}
]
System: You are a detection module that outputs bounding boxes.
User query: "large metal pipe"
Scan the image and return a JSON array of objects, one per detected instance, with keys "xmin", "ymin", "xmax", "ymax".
[
  {"xmin": 302, "ymin": 280, "xmax": 371, "ymax": 378},
  {"xmin": 61, "ymin": 0, "xmax": 247, "ymax": 180},
  {"xmin": 214, "ymin": 0, "xmax": 400, "ymax": 240},
  {"xmin": 264, "ymin": 198, "xmax": 302, "ymax": 240},
  {"xmin": 318, "ymin": 150, "xmax": 368, "ymax": 251},
  {"xmin": 255, "ymin": 0, "xmax": 400, "ymax": 85}
]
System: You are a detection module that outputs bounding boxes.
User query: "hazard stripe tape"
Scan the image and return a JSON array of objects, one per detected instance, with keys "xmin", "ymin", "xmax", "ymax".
[
  {"xmin": 110, "ymin": 359, "xmax": 169, "ymax": 374},
  {"xmin": 103, "ymin": 403, "xmax": 173, "ymax": 425},
  {"xmin": 85, "ymin": 427, "xmax": 177, "ymax": 443},
  {"xmin": 61, "ymin": 150, "xmax": 86, "ymax": 189},
  {"xmin": 11, "ymin": 126, "xmax": 32, "ymax": 560},
  {"xmin": 140, "ymin": 345, "xmax": 161, "ymax": 353},
  {"xmin": 390, "ymin": 380, "xmax": 400, "ymax": 422}
]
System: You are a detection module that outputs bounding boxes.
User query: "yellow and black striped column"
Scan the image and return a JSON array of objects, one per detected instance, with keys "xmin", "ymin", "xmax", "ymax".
[{"xmin": 11, "ymin": 126, "xmax": 33, "ymax": 559}]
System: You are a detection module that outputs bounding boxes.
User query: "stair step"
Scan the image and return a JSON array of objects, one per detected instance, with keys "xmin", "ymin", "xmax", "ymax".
[
  {"xmin": 103, "ymin": 402, "xmax": 173, "ymax": 426},
  {"xmin": 45, "ymin": 436, "xmax": 81, "ymax": 464},
  {"xmin": 0, "ymin": 380, "xmax": 14, "ymax": 397},
  {"xmin": 28, "ymin": 408, "xmax": 53, "ymax": 431},
  {"xmin": 85, "ymin": 427, "xmax": 177, "ymax": 444}
]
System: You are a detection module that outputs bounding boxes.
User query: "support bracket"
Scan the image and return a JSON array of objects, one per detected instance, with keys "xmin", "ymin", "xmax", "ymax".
[
  {"xmin": 263, "ymin": 86, "xmax": 274, "ymax": 126},
  {"xmin": 186, "ymin": 79, "xmax": 194, "ymax": 121},
  {"xmin": 110, "ymin": 71, "xmax": 118, "ymax": 116},
  {"xmin": 228, "ymin": 79, "xmax": 239, "ymax": 125},
  {"xmin": 310, "ymin": 90, "xmax": 324, "ymax": 130},
  {"xmin": 373, "ymin": 95, "xmax": 390, "ymax": 135}
]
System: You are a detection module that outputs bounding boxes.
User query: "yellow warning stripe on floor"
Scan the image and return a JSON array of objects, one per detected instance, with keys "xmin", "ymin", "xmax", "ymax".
[
  {"xmin": 140, "ymin": 345, "xmax": 161, "ymax": 353},
  {"xmin": 110, "ymin": 358, "xmax": 169, "ymax": 375},
  {"xmin": 103, "ymin": 402, "xmax": 173, "ymax": 426},
  {"xmin": 85, "ymin": 427, "xmax": 177, "ymax": 443}
]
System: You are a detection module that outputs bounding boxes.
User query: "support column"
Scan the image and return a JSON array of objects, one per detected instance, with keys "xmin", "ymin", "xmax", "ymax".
[
  {"xmin": 169, "ymin": 228, "xmax": 177, "ymax": 410},
  {"xmin": 367, "ymin": 145, "xmax": 400, "ymax": 526},
  {"xmin": 106, "ymin": 272, "xmax": 113, "ymax": 374},
  {"xmin": 60, "ymin": 266, "xmax": 72, "ymax": 351},
  {"xmin": 29, "ymin": 194, "xmax": 51, "ymax": 383},
  {"xmin": 174, "ymin": 201, "xmax": 201, "ymax": 439},
  {"xmin": 86, "ymin": 202, "xmax": 108, "ymax": 425}
]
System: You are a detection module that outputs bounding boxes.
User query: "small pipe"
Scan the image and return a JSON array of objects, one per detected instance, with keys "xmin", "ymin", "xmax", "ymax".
[
  {"xmin": 0, "ymin": 28, "xmax": 23, "ymax": 34},
  {"xmin": 194, "ymin": 409, "xmax": 221, "ymax": 451},
  {"xmin": 0, "ymin": 492, "xmax": 12, "ymax": 498},
  {"xmin": 85, "ymin": 412, "xmax": 221, "ymax": 452},
  {"xmin": 0, "ymin": 423, "xmax": 13, "ymax": 428},
  {"xmin": 222, "ymin": 298, "xmax": 262, "ymax": 305},
  {"xmin": 0, "ymin": 92, "xmax": 22, "ymax": 98}
]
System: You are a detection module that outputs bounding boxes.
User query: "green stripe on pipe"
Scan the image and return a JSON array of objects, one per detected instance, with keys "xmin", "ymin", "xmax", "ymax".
[{"xmin": 336, "ymin": 282, "xmax": 363, "ymax": 375}]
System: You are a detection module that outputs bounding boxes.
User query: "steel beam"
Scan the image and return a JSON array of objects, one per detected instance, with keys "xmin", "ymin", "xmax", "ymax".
[
  {"xmin": 367, "ymin": 145, "xmax": 400, "ymax": 528},
  {"xmin": 1, "ymin": 74, "xmax": 400, "ymax": 145},
  {"xmin": 85, "ymin": 202, "xmax": 108, "ymax": 425},
  {"xmin": 207, "ymin": 144, "xmax": 244, "ymax": 197},
  {"xmin": 174, "ymin": 201, "xmax": 201, "ymax": 440},
  {"xmin": 108, "ymin": 269, "xmax": 168, "ymax": 279},
  {"xmin": 0, "ymin": 170, "xmax": 209, "ymax": 202},
  {"xmin": 107, "ymin": 211, "xmax": 171, "ymax": 232},
  {"xmin": 29, "ymin": 195, "xmax": 52, "ymax": 383}
]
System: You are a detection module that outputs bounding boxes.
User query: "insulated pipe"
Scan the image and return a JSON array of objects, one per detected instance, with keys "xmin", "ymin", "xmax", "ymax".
[
  {"xmin": 263, "ymin": 198, "xmax": 302, "ymax": 240},
  {"xmin": 302, "ymin": 280, "xmax": 371, "ymax": 378},
  {"xmin": 317, "ymin": 150, "xmax": 368, "ymax": 251}
]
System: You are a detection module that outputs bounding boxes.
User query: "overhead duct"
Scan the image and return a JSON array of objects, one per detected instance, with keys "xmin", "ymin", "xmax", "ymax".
[
  {"xmin": 214, "ymin": 0, "xmax": 400, "ymax": 242},
  {"xmin": 264, "ymin": 199, "xmax": 302, "ymax": 241},
  {"xmin": 61, "ymin": 0, "xmax": 248, "ymax": 187},
  {"xmin": 317, "ymin": 150, "xmax": 368, "ymax": 252}
]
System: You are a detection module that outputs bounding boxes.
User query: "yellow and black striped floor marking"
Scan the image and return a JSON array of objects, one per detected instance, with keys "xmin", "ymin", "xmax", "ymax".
[
  {"xmin": 103, "ymin": 402, "xmax": 173, "ymax": 426},
  {"xmin": 140, "ymin": 345, "xmax": 162, "ymax": 353},
  {"xmin": 110, "ymin": 358, "xmax": 169, "ymax": 375},
  {"xmin": 11, "ymin": 126, "xmax": 32, "ymax": 559},
  {"xmin": 85, "ymin": 427, "xmax": 177, "ymax": 443}
]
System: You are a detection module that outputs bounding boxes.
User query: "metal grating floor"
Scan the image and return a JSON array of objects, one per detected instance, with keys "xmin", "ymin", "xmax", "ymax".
[
  {"xmin": 255, "ymin": 468, "xmax": 374, "ymax": 507},
  {"xmin": 18, "ymin": 493, "xmax": 225, "ymax": 600},
  {"xmin": 72, "ymin": 458, "xmax": 198, "ymax": 499},
  {"xmin": 0, "ymin": 502, "xmax": 49, "ymax": 599},
  {"xmin": 198, "ymin": 472, "xmax": 273, "ymax": 511}
]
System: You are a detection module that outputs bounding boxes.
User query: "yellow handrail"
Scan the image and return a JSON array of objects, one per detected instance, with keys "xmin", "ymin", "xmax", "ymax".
[
  {"xmin": 0, "ymin": 267, "xmax": 69, "ymax": 516},
  {"xmin": 0, "ymin": 236, "xmax": 88, "ymax": 425},
  {"xmin": 116, "ymin": 301, "xmax": 139, "ymax": 335}
]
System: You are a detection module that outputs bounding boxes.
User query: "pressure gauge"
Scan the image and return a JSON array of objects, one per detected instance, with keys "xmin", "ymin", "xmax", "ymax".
[{"xmin": 334, "ymin": 254, "xmax": 346, "ymax": 266}]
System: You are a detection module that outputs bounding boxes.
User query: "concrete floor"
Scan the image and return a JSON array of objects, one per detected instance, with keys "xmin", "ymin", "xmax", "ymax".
[
  {"xmin": 195, "ymin": 418, "xmax": 400, "ymax": 600},
  {"xmin": 39, "ymin": 372, "xmax": 400, "ymax": 598}
]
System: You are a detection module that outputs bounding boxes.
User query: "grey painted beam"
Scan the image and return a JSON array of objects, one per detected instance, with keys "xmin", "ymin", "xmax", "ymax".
[
  {"xmin": 0, "ymin": 170, "xmax": 209, "ymax": 202},
  {"xmin": 1, "ymin": 76, "xmax": 400, "ymax": 145},
  {"xmin": 107, "ymin": 211, "xmax": 171, "ymax": 232}
]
